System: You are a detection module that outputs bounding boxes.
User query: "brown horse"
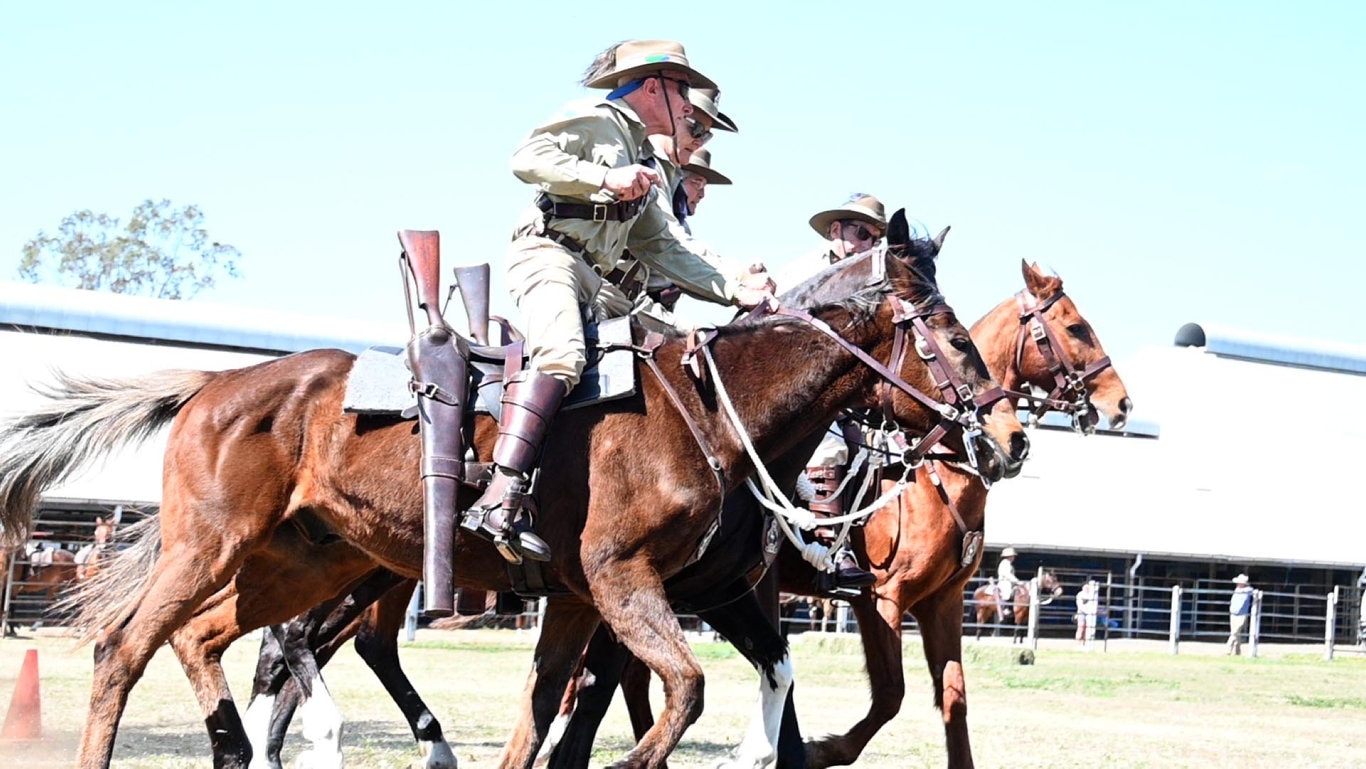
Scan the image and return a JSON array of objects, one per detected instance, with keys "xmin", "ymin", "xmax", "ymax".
[
  {"xmin": 971, "ymin": 570, "xmax": 1064, "ymax": 642},
  {"xmin": 795, "ymin": 260, "xmax": 1129, "ymax": 769},
  {"xmin": 0, "ymin": 221, "xmax": 1029, "ymax": 769},
  {"xmin": 75, "ymin": 516, "xmax": 117, "ymax": 582},
  {"xmin": 250, "ymin": 259, "xmax": 1126, "ymax": 769},
  {"xmin": 3, "ymin": 543, "xmax": 78, "ymax": 602}
]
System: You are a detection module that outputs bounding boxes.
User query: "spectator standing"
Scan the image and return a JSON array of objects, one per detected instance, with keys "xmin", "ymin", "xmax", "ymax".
[
  {"xmin": 1075, "ymin": 576, "xmax": 1100, "ymax": 649},
  {"xmin": 1227, "ymin": 573, "xmax": 1254, "ymax": 655}
]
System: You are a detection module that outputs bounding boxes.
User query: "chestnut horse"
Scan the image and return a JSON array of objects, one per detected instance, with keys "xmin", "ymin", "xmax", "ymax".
[
  {"xmin": 0, "ymin": 220, "xmax": 1028, "ymax": 769},
  {"xmin": 246, "ymin": 259, "xmax": 1121, "ymax": 769},
  {"xmin": 971, "ymin": 570, "xmax": 1064, "ymax": 643},
  {"xmin": 75, "ymin": 516, "xmax": 117, "ymax": 582},
  {"xmin": 549, "ymin": 260, "xmax": 1130, "ymax": 769}
]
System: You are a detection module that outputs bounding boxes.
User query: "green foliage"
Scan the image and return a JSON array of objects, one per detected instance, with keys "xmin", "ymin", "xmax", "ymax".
[{"xmin": 18, "ymin": 199, "xmax": 241, "ymax": 299}]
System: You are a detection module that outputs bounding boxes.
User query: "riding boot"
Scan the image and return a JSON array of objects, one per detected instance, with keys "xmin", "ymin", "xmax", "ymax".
[
  {"xmin": 807, "ymin": 464, "xmax": 877, "ymax": 596},
  {"xmin": 463, "ymin": 369, "xmax": 565, "ymax": 564},
  {"xmin": 408, "ymin": 324, "xmax": 470, "ymax": 618}
]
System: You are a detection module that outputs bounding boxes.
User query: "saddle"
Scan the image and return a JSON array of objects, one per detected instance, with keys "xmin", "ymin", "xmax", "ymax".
[{"xmin": 358, "ymin": 230, "xmax": 679, "ymax": 614}]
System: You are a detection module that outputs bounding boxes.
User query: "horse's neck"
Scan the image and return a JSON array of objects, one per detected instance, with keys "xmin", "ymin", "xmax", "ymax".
[
  {"xmin": 705, "ymin": 316, "xmax": 884, "ymax": 457},
  {"xmin": 970, "ymin": 296, "xmax": 1025, "ymax": 391}
]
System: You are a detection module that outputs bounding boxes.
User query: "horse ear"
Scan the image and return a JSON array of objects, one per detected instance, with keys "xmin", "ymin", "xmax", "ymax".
[
  {"xmin": 886, "ymin": 209, "xmax": 911, "ymax": 249},
  {"xmin": 932, "ymin": 226, "xmax": 951, "ymax": 255},
  {"xmin": 1021, "ymin": 259, "xmax": 1049, "ymax": 296}
]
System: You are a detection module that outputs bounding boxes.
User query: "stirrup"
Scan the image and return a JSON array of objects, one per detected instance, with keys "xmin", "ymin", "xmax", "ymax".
[{"xmin": 461, "ymin": 473, "xmax": 551, "ymax": 564}]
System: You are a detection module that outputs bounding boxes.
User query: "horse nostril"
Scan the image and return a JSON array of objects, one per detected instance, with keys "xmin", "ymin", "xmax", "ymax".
[
  {"xmin": 1011, "ymin": 431, "xmax": 1030, "ymax": 461},
  {"xmin": 1119, "ymin": 397, "xmax": 1133, "ymax": 414}
]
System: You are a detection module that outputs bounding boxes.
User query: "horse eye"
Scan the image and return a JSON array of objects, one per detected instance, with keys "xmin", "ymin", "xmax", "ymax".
[
  {"xmin": 950, "ymin": 336, "xmax": 973, "ymax": 353},
  {"xmin": 1067, "ymin": 324, "xmax": 1092, "ymax": 343}
]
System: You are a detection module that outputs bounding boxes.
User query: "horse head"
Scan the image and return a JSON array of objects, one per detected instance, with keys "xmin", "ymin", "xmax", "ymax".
[
  {"xmin": 784, "ymin": 209, "xmax": 1029, "ymax": 483},
  {"xmin": 992, "ymin": 261, "xmax": 1133, "ymax": 432},
  {"xmin": 1036, "ymin": 570, "xmax": 1065, "ymax": 605}
]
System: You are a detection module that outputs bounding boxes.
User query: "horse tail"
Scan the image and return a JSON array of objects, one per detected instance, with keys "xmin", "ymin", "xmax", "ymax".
[
  {"xmin": 57, "ymin": 515, "xmax": 163, "ymax": 645},
  {"xmin": 0, "ymin": 368, "xmax": 215, "ymax": 549}
]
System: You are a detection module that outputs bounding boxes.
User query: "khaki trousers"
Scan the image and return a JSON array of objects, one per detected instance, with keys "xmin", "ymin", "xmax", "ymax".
[{"xmin": 506, "ymin": 236, "xmax": 632, "ymax": 389}]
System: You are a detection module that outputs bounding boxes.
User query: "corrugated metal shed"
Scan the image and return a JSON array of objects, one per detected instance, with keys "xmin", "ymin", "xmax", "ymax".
[{"xmin": 986, "ymin": 324, "xmax": 1366, "ymax": 567}]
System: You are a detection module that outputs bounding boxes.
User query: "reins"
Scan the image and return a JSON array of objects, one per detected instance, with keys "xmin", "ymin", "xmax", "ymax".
[
  {"xmin": 1008, "ymin": 289, "xmax": 1113, "ymax": 433},
  {"xmin": 687, "ymin": 291, "xmax": 1007, "ymax": 573}
]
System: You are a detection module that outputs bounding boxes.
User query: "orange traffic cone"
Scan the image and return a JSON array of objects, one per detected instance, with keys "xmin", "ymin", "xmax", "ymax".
[{"xmin": 1, "ymin": 648, "xmax": 41, "ymax": 740}]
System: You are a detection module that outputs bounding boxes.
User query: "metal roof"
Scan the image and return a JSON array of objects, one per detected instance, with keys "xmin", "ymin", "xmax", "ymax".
[
  {"xmin": 0, "ymin": 280, "xmax": 409, "ymax": 354},
  {"xmin": 1174, "ymin": 321, "xmax": 1366, "ymax": 376}
]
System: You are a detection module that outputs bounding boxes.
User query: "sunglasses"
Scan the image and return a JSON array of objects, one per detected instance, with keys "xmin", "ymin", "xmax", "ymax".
[
  {"xmin": 656, "ymin": 74, "xmax": 691, "ymax": 100},
  {"xmin": 684, "ymin": 117, "xmax": 713, "ymax": 143},
  {"xmin": 842, "ymin": 221, "xmax": 882, "ymax": 243}
]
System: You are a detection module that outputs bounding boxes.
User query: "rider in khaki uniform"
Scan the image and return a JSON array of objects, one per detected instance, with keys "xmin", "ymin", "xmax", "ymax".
[
  {"xmin": 466, "ymin": 40, "xmax": 777, "ymax": 562},
  {"xmin": 791, "ymin": 194, "xmax": 888, "ymax": 594}
]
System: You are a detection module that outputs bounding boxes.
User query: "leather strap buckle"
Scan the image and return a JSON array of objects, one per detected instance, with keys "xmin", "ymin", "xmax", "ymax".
[{"xmin": 592, "ymin": 204, "xmax": 608, "ymax": 222}]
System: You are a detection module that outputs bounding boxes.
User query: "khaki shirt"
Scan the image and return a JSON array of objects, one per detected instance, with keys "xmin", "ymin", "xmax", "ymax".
[{"xmin": 510, "ymin": 98, "xmax": 736, "ymax": 305}]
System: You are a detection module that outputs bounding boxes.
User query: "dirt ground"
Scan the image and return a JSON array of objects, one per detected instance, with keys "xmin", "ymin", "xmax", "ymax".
[{"xmin": 2, "ymin": 627, "xmax": 1364, "ymax": 768}]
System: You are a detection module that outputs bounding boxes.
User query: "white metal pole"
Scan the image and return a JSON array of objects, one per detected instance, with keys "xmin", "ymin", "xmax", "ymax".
[
  {"xmin": 1325, "ymin": 588, "xmax": 1339, "ymax": 661},
  {"xmin": 1027, "ymin": 573, "xmax": 1041, "ymax": 651},
  {"xmin": 1169, "ymin": 585, "xmax": 1182, "ymax": 655},
  {"xmin": 1250, "ymin": 589, "xmax": 1263, "ymax": 658},
  {"xmin": 405, "ymin": 582, "xmax": 421, "ymax": 642}
]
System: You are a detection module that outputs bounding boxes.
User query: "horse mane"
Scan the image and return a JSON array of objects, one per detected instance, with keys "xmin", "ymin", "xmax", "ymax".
[{"xmin": 771, "ymin": 236, "xmax": 945, "ymax": 332}]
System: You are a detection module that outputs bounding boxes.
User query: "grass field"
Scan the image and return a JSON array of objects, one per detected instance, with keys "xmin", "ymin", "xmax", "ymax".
[{"xmin": 2, "ymin": 627, "xmax": 1365, "ymax": 768}]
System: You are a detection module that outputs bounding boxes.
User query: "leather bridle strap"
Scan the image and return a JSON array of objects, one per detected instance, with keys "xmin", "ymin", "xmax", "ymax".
[
  {"xmin": 1011, "ymin": 290, "xmax": 1113, "ymax": 420},
  {"xmin": 637, "ymin": 339, "xmax": 728, "ymax": 500}
]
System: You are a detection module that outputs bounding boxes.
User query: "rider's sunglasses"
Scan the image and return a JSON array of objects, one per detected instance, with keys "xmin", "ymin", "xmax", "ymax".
[
  {"xmin": 842, "ymin": 221, "xmax": 882, "ymax": 243},
  {"xmin": 684, "ymin": 117, "xmax": 713, "ymax": 144},
  {"xmin": 656, "ymin": 75, "xmax": 691, "ymax": 100}
]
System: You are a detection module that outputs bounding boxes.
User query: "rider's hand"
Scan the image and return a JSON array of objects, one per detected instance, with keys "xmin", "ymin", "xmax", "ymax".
[
  {"xmin": 734, "ymin": 264, "xmax": 779, "ymax": 312},
  {"xmin": 602, "ymin": 165, "xmax": 663, "ymax": 201}
]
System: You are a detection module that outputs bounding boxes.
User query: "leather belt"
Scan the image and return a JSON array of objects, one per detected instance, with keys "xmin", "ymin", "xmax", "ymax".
[{"xmin": 537, "ymin": 194, "xmax": 645, "ymax": 223}]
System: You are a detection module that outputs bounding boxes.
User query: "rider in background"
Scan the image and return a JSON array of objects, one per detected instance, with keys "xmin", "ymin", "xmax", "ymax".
[
  {"xmin": 788, "ymin": 194, "xmax": 888, "ymax": 596},
  {"xmin": 996, "ymin": 546, "xmax": 1022, "ymax": 619},
  {"xmin": 467, "ymin": 40, "xmax": 777, "ymax": 562}
]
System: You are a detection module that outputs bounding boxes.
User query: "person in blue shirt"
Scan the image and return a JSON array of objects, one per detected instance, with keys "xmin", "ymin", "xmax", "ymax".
[{"xmin": 1227, "ymin": 573, "xmax": 1254, "ymax": 655}]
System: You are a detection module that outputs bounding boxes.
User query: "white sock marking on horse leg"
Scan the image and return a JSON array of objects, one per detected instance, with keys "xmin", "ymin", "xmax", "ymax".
[
  {"xmin": 532, "ymin": 711, "xmax": 571, "ymax": 769},
  {"xmin": 242, "ymin": 693, "xmax": 277, "ymax": 769},
  {"xmin": 722, "ymin": 653, "xmax": 793, "ymax": 769},
  {"xmin": 295, "ymin": 674, "xmax": 344, "ymax": 769}
]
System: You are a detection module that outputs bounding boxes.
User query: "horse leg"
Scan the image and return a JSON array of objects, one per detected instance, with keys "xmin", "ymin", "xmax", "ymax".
[
  {"xmin": 911, "ymin": 587, "xmax": 975, "ymax": 769},
  {"xmin": 500, "ymin": 597, "xmax": 602, "ymax": 769},
  {"xmin": 80, "ymin": 534, "xmax": 262, "ymax": 769},
  {"xmin": 543, "ymin": 623, "xmax": 636, "ymax": 769},
  {"xmin": 585, "ymin": 567, "xmax": 703, "ymax": 769},
  {"xmin": 698, "ymin": 577, "xmax": 799, "ymax": 769},
  {"xmin": 804, "ymin": 587, "xmax": 905, "ymax": 769},
  {"xmin": 243, "ymin": 624, "xmax": 294, "ymax": 769},
  {"xmin": 352, "ymin": 580, "xmax": 457, "ymax": 769}
]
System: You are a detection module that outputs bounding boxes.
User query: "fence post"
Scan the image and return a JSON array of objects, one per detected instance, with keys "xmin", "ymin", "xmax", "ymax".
[
  {"xmin": 1250, "ymin": 589, "xmax": 1263, "ymax": 659},
  {"xmin": 1325, "ymin": 588, "xmax": 1338, "ymax": 661},
  {"xmin": 405, "ymin": 582, "xmax": 421, "ymax": 642},
  {"xmin": 0, "ymin": 553, "xmax": 17, "ymax": 637},
  {"xmin": 836, "ymin": 601, "xmax": 851, "ymax": 634},
  {"xmin": 1168, "ymin": 585, "xmax": 1182, "ymax": 655},
  {"xmin": 1027, "ymin": 576, "xmax": 1040, "ymax": 651}
]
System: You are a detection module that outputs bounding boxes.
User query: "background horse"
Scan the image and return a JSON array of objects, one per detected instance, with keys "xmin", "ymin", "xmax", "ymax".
[
  {"xmin": 972, "ymin": 571, "xmax": 1064, "ymax": 643},
  {"xmin": 1, "ymin": 221, "xmax": 1028, "ymax": 769},
  {"xmin": 75, "ymin": 515, "xmax": 117, "ymax": 582}
]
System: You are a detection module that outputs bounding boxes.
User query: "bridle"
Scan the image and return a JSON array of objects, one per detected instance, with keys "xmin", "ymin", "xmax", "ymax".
[
  {"xmin": 772, "ymin": 293, "xmax": 1007, "ymax": 471},
  {"xmin": 1010, "ymin": 289, "xmax": 1113, "ymax": 434}
]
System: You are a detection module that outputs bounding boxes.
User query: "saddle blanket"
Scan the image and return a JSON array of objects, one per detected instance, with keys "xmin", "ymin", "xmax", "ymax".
[{"xmin": 342, "ymin": 315, "xmax": 638, "ymax": 417}]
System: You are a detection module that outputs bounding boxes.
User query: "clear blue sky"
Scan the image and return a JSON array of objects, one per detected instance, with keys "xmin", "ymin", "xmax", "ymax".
[{"xmin": 3, "ymin": 1, "xmax": 1363, "ymax": 370}]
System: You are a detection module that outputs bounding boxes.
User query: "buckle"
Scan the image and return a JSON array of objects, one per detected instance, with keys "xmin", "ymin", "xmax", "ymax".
[{"xmin": 592, "ymin": 203, "xmax": 608, "ymax": 222}]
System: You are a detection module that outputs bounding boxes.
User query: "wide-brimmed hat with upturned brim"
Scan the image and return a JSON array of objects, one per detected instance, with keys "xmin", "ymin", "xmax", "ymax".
[
  {"xmin": 584, "ymin": 40, "xmax": 717, "ymax": 90},
  {"xmin": 1000, "ymin": 547, "xmax": 1019, "ymax": 559},
  {"xmin": 1231, "ymin": 574, "xmax": 1250, "ymax": 584},
  {"xmin": 682, "ymin": 148, "xmax": 731, "ymax": 185},
  {"xmin": 688, "ymin": 88, "xmax": 737, "ymax": 132},
  {"xmin": 809, "ymin": 194, "xmax": 888, "ymax": 237}
]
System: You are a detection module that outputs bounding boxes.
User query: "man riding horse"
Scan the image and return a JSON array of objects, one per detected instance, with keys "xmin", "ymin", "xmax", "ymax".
[
  {"xmin": 408, "ymin": 40, "xmax": 778, "ymax": 603},
  {"xmin": 995, "ymin": 546, "xmax": 1023, "ymax": 621}
]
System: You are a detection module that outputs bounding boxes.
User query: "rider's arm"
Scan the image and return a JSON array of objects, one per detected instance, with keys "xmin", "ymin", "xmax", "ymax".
[
  {"xmin": 624, "ymin": 191, "xmax": 740, "ymax": 305},
  {"xmin": 510, "ymin": 105, "xmax": 615, "ymax": 197}
]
